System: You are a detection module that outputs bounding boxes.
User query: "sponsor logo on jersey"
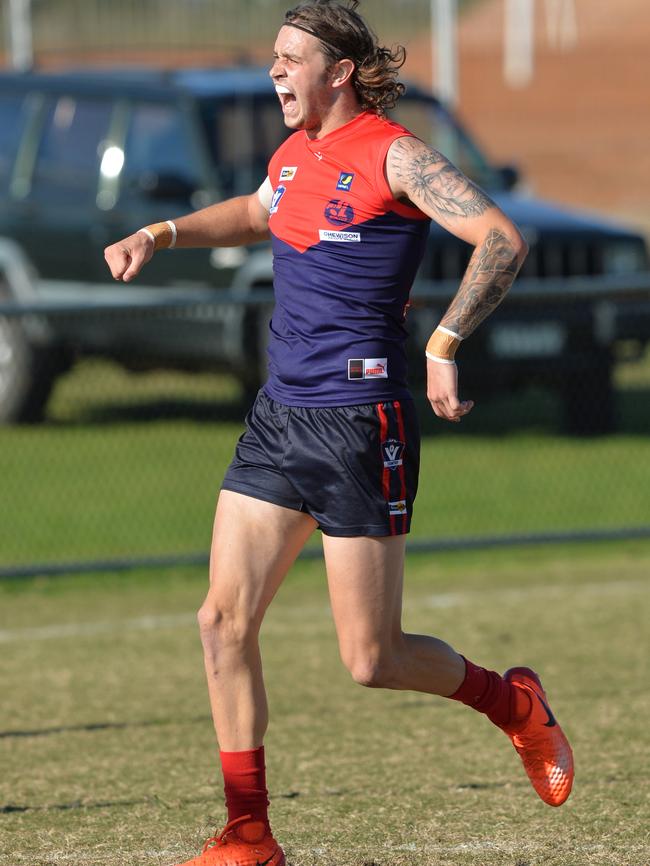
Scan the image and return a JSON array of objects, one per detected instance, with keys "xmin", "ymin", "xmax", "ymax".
[
  {"xmin": 382, "ymin": 438, "xmax": 405, "ymax": 470},
  {"xmin": 364, "ymin": 358, "xmax": 388, "ymax": 378},
  {"xmin": 347, "ymin": 358, "xmax": 388, "ymax": 379},
  {"xmin": 324, "ymin": 199, "xmax": 355, "ymax": 226},
  {"xmin": 269, "ymin": 185, "xmax": 287, "ymax": 214},
  {"xmin": 389, "ymin": 499, "xmax": 408, "ymax": 516},
  {"xmin": 336, "ymin": 172, "xmax": 355, "ymax": 191},
  {"xmin": 279, "ymin": 166, "xmax": 297, "ymax": 181},
  {"xmin": 319, "ymin": 229, "xmax": 361, "ymax": 243}
]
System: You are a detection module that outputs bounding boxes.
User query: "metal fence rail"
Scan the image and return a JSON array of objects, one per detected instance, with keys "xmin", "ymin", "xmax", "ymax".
[{"xmin": 3, "ymin": 526, "xmax": 650, "ymax": 581}]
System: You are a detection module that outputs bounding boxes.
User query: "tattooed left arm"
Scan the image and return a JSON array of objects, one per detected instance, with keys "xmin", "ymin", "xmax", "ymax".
[
  {"xmin": 386, "ymin": 136, "xmax": 528, "ymax": 421},
  {"xmin": 440, "ymin": 227, "xmax": 522, "ymax": 337},
  {"xmin": 387, "ymin": 135, "xmax": 528, "ymax": 337}
]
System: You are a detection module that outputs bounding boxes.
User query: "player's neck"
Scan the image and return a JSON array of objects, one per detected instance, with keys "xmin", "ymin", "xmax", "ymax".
[{"xmin": 306, "ymin": 94, "xmax": 364, "ymax": 141}]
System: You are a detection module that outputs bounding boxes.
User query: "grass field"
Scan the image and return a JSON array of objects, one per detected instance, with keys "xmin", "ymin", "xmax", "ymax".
[
  {"xmin": 2, "ymin": 357, "xmax": 650, "ymax": 568},
  {"xmin": 1, "ymin": 540, "xmax": 649, "ymax": 866}
]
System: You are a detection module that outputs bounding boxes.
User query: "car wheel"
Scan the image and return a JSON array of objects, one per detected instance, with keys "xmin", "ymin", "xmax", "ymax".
[{"xmin": 0, "ymin": 298, "xmax": 61, "ymax": 424}]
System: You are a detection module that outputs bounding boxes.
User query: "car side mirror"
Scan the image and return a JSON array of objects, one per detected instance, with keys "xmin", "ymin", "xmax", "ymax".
[{"xmin": 497, "ymin": 164, "xmax": 520, "ymax": 192}]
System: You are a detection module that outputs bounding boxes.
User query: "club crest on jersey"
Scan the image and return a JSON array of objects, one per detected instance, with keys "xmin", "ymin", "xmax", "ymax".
[
  {"xmin": 279, "ymin": 166, "xmax": 298, "ymax": 181},
  {"xmin": 382, "ymin": 439, "xmax": 405, "ymax": 470},
  {"xmin": 324, "ymin": 199, "xmax": 355, "ymax": 226},
  {"xmin": 389, "ymin": 499, "xmax": 408, "ymax": 516},
  {"xmin": 269, "ymin": 185, "xmax": 287, "ymax": 214},
  {"xmin": 336, "ymin": 172, "xmax": 355, "ymax": 191}
]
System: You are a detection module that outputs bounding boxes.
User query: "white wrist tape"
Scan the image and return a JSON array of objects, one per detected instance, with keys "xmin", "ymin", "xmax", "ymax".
[
  {"xmin": 425, "ymin": 352, "xmax": 456, "ymax": 365},
  {"xmin": 166, "ymin": 219, "xmax": 177, "ymax": 249},
  {"xmin": 436, "ymin": 325, "xmax": 462, "ymax": 341},
  {"xmin": 138, "ymin": 227, "xmax": 155, "ymax": 243}
]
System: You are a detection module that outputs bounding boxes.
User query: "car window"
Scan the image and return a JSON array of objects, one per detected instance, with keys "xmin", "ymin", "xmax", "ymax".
[
  {"xmin": 390, "ymin": 97, "xmax": 500, "ymax": 190},
  {"xmin": 121, "ymin": 102, "xmax": 202, "ymax": 199},
  {"xmin": 254, "ymin": 96, "xmax": 290, "ymax": 175},
  {"xmin": 30, "ymin": 96, "xmax": 112, "ymax": 201},
  {"xmin": 0, "ymin": 92, "xmax": 30, "ymax": 188},
  {"xmin": 201, "ymin": 96, "xmax": 288, "ymax": 198}
]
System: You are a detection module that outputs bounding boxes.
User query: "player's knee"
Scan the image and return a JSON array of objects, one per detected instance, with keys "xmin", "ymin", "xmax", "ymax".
[
  {"xmin": 197, "ymin": 600, "xmax": 255, "ymax": 650},
  {"xmin": 344, "ymin": 649, "xmax": 393, "ymax": 689}
]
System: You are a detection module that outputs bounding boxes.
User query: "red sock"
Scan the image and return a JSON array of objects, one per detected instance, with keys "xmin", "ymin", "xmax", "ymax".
[
  {"xmin": 448, "ymin": 657, "xmax": 531, "ymax": 727},
  {"xmin": 220, "ymin": 747, "xmax": 270, "ymax": 829}
]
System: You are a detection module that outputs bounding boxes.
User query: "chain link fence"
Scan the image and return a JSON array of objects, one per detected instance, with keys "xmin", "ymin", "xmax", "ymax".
[
  {"xmin": 1, "ymin": 0, "xmax": 649, "ymax": 576},
  {"xmin": 0, "ymin": 0, "xmax": 451, "ymax": 71},
  {"xmin": 1, "ymin": 296, "xmax": 650, "ymax": 577}
]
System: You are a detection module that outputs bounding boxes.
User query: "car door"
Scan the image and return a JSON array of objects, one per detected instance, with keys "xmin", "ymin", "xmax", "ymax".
[
  {"xmin": 106, "ymin": 98, "xmax": 213, "ymax": 286},
  {"xmin": 8, "ymin": 92, "xmax": 114, "ymax": 282}
]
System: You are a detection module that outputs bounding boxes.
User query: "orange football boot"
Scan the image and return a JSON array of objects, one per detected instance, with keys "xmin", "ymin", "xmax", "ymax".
[
  {"xmin": 175, "ymin": 815, "xmax": 285, "ymax": 866},
  {"xmin": 502, "ymin": 667, "xmax": 574, "ymax": 806}
]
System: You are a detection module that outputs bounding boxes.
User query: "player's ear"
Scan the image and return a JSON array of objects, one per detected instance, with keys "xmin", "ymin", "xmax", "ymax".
[{"xmin": 330, "ymin": 58, "xmax": 355, "ymax": 89}]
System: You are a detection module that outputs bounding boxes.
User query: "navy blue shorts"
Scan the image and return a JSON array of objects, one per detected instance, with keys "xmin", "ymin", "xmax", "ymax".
[{"xmin": 221, "ymin": 389, "xmax": 420, "ymax": 537}]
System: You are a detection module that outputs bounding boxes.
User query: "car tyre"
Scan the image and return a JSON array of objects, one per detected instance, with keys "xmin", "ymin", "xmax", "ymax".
[{"xmin": 0, "ymin": 296, "xmax": 62, "ymax": 424}]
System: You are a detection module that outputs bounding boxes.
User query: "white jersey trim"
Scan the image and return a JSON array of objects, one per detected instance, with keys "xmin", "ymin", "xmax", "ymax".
[{"xmin": 257, "ymin": 176, "xmax": 274, "ymax": 212}]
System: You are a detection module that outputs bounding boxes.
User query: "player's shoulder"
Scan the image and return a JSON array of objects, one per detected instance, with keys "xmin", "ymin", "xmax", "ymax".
[{"xmin": 361, "ymin": 111, "xmax": 414, "ymax": 142}]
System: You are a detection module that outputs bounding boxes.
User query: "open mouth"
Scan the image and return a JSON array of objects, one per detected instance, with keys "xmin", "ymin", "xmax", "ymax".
[{"xmin": 275, "ymin": 84, "xmax": 297, "ymax": 113}]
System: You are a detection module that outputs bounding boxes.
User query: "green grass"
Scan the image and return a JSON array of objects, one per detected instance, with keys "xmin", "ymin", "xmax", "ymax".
[
  {"xmin": 2, "ymin": 356, "xmax": 650, "ymax": 567},
  {"xmin": 1, "ymin": 540, "xmax": 649, "ymax": 865}
]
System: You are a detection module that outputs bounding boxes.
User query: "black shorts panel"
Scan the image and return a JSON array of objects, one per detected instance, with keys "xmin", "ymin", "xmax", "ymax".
[{"xmin": 221, "ymin": 390, "xmax": 420, "ymax": 536}]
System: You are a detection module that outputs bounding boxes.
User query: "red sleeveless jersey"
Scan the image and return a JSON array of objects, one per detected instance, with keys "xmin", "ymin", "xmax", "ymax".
[{"xmin": 265, "ymin": 110, "xmax": 430, "ymax": 407}]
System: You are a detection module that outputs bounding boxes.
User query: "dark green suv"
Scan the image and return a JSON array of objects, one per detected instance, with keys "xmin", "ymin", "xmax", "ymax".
[{"xmin": 1, "ymin": 67, "xmax": 648, "ymax": 429}]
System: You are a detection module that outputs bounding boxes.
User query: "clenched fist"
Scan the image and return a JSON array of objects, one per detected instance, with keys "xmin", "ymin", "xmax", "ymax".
[
  {"xmin": 104, "ymin": 231, "xmax": 154, "ymax": 282},
  {"xmin": 426, "ymin": 357, "xmax": 474, "ymax": 423}
]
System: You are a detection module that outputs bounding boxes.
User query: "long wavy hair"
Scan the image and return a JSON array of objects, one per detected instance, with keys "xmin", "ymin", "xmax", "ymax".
[{"xmin": 283, "ymin": 0, "xmax": 406, "ymax": 114}]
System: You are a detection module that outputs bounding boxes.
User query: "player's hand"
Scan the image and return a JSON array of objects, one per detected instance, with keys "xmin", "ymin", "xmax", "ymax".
[
  {"xmin": 104, "ymin": 231, "xmax": 154, "ymax": 282},
  {"xmin": 426, "ymin": 358, "xmax": 474, "ymax": 423}
]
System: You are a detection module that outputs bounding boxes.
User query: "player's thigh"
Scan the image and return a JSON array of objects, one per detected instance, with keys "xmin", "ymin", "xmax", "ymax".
[
  {"xmin": 322, "ymin": 534, "xmax": 406, "ymax": 659},
  {"xmin": 204, "ymin": 489, "xmax": 317, "ymax": 628}
]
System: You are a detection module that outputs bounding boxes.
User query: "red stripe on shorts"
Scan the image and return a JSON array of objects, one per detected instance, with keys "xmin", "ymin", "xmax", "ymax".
[
  {"xmin": 376, "ymin": 402, "xmax": 396, "ymax": 535},
  {"xmin": 393, "ymin": 400, "xmax": 408, "ymax": 532}
]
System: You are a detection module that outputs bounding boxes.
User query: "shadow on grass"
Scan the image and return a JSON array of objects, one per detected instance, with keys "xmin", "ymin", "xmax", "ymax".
[
  {"xmin": 43, "ymin": 393, "xmax": 255, "ymax": 426},
  {"xmin": 0, "ymin": 714, "xmax": 211, "ymax": 739},
  {"xmin": 69, "ymin": 396, "xmax": 252, "ymax": 425},
  {"xmin": 0, "ymin": 794, "xmax": 211, "ymax": 813}
]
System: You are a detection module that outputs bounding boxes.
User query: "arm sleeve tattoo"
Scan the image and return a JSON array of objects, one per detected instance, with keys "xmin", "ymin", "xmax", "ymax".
[
  {"xmin": 441, "ymin": 228, "xmax": 521, "ymax": 337},
  {"xmin": 389, "ymin": 138, "xmax": 523, "ymax": 338},
  {"xmin": 389, "ymin": 138, "xmax": 494, "ymax": 220}
]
